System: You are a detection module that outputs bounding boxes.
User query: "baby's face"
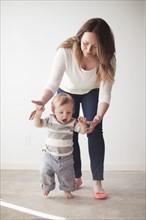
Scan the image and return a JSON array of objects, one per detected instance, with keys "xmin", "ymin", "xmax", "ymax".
[{"xmin": 53, "ymin": 102, "xmax": 74, "ymax": 124}]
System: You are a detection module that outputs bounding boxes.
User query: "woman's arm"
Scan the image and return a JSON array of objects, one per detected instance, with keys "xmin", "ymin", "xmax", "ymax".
[
  {"xmin": 86, "ymin": 102, "xmax": 109, "ymax": 133},
  {"xmin": 29, "ymin": 48, "xmax": 66, "ymax": 120},
  {"xmin": 87, "ymin": 56, "xmax": 116, "ymax": 131},
  {"xmin": 96, "ymin": 102, "xmax": 109, "ymax": 121},
  {"xmin": 40, "ymin": 89, "xmax": 54, "ymax": 105}
]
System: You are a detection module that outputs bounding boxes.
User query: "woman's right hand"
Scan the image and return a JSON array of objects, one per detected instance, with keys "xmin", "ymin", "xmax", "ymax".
[{"xmin": 29, "ymin": 100, "xmax": 45, "ymax": 120}]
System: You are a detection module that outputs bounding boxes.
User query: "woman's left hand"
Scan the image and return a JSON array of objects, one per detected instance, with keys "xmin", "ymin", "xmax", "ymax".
[{"xmin": 87, "ymin": 116, "xmax": 102, "ymax": 133}]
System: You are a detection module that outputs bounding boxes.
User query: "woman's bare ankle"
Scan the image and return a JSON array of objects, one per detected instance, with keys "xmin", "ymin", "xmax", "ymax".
[
  {"xmin": 75, "ymin": 178, "xmax": 83, "ymax": 189},
  {"xmin": 93, "ymin": 180, "xmax": 105, "ymax": 192}
]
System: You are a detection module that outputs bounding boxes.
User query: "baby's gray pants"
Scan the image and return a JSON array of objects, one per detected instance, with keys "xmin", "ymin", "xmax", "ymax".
[{"xmin": 40, "ymin": 152, "xmax": 75, "ymax": 193}]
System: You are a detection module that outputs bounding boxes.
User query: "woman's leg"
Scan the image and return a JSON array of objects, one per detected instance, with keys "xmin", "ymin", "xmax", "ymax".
[{"xmin": 81, "ymin": 89, "xmax": 106, "ymax": 194}]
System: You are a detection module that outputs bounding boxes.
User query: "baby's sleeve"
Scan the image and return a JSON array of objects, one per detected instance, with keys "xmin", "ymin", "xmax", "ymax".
[
  {"xmin": 73, "ymin": 120, "xmax": 81, "ymax": 133},
  {"xmin": 41, "ymin": 116, "xmax": 50, "ymax": 128}
]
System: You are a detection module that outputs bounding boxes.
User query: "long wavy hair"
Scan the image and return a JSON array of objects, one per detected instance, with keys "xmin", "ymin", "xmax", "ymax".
[{"xmin": 58, "ymin": 18, "xmax": 116, "ymax": 83}]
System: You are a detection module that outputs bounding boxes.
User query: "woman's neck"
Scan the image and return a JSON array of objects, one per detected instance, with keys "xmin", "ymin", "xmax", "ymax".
[{"xmin": 81, "ymin": 56, "xmax": 99, "ymax": 70}]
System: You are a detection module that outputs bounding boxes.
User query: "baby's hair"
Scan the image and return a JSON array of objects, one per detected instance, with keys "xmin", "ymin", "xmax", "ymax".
[{"xmin": 51, "ymin": 93, "xmax": 75, "ymax": 111}]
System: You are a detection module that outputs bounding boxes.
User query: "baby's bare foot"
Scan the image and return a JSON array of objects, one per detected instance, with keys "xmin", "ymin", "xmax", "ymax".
[
  {"xmin": 43, "ymin": 191, "xmax": 49, "ymax": 196},
  {"xmin": 64, "ymin": 191, "xmax": 74, "ymax": 199}
]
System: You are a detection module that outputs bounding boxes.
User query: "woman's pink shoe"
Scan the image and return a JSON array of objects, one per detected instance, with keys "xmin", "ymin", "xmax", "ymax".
[{"xmin": 93, "ymin": 191, "xmax": 108, "ymax": 199}]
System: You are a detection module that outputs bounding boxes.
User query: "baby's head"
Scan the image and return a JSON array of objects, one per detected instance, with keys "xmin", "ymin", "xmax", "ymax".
[{"xmin": 51, "ymin": 93, "xmax": 74, "ymax": 124}]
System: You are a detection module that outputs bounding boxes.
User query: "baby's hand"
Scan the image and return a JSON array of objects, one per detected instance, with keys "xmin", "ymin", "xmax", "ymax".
[
  {"xmin": 78, "ymin": 116, "xmax": 87, "ymax": 123},
  {"xmin": 35, "ymin": 107, "xmax": 45, "ymax": 116},
  {"xmin": 78, "ymin": 116, "xmax": 88, "ymax": 134}
]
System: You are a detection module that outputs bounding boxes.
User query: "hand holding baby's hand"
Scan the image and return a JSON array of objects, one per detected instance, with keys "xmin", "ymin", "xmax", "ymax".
[
  {"xmin": 86, "ymin": 116, "xmax": 102, "ymax": 133},
  {"xmin": 78, "ymin": 116, "xmax": 87, "ymax": 123},
  {"xmin": 29, "ymin": 100, "xmax": 45, "ymax": 120}
]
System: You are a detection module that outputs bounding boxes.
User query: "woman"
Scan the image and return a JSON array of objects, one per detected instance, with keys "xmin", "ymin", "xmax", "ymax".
[{"xmin": 30, "ymin": 18, "xmax": 116, "ymax": 199}]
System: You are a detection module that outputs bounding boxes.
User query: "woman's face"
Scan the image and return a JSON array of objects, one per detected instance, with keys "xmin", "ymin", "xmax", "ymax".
[{"xmin": 81, "ymin": 32, "xmax": 98, "ymax": 58}]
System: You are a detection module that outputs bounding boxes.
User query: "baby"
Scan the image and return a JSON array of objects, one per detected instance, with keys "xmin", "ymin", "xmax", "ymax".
[{"xmin": 33, "ymin": 93, "xmax": 87, "ymax": 199}]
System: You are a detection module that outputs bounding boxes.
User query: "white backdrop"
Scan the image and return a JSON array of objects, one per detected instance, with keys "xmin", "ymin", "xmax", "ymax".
[{"xmin": 1, "ymin": 1, "xmax": 145, "ymax": 171}]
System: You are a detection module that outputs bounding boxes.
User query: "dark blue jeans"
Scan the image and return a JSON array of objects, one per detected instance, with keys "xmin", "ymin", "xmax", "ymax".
[{"xmin": 57, "ymin": 88, "xmax": 105, "ymax": 181}]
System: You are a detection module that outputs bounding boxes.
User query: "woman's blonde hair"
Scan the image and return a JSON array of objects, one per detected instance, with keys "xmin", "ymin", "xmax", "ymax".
[{"xmin": 58, "ymin": 18, "xmax": 116, "ymax": 83}]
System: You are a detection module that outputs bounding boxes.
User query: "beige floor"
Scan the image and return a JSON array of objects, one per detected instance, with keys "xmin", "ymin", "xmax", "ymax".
[{"xmin": 0, "ymin": 170, "xmax": 145, "ymax": 220}]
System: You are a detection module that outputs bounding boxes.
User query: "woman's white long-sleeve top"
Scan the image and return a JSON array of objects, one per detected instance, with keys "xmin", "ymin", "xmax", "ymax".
[{"xmin": 44, "ymin": 48, "xmax": 116, "ymax": 104}]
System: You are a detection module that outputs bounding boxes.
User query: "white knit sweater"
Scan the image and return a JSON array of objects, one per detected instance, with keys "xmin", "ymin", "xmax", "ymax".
[{"xmin": 44, "ymin": 48, "xmax": 116, "ymax": 104}]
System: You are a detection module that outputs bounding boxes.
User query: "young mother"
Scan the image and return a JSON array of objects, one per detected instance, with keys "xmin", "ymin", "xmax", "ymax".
[{"xmin": 30, "ymin": 18, "xmax": 116, "ymax": 200}]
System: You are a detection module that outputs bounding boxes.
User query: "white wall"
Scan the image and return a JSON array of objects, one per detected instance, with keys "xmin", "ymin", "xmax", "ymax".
[{"xmin": 1, "ymin": 1, "xmax": 145, "ymax": 171}]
